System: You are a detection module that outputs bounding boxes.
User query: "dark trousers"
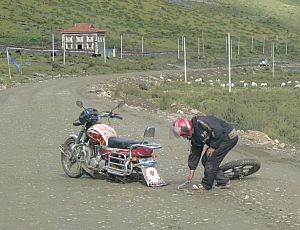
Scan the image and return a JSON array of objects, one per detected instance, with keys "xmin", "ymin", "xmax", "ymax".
[{"xmin": 201, "ymin": 136, "xmax": 238, "ymax": 190}]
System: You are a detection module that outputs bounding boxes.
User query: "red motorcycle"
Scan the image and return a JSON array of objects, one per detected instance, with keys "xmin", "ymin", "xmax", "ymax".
[{"xmin": 59, "ymin": 101, "xmax": 166, "ymax": 187}]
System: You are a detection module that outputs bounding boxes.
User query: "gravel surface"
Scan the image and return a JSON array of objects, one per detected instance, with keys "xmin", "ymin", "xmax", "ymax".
[{"xmin": 0, "ymin": 73, "xmax": 299, "ymax": 230}]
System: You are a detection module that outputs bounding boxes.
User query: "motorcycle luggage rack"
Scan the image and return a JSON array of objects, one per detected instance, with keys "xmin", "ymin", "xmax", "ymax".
[
  {"xmin": 129, "ymin": 127, "xmax": 161, "ymax": 157},
  {"xmin": 106, "ymin": 153, "xmax": 132, "ymax": 176}
]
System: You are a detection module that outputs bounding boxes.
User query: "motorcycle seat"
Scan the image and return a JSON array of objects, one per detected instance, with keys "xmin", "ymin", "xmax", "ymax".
[{"xmin": 108, "ymin": 137, "xmax": 146, "ymax": 149}]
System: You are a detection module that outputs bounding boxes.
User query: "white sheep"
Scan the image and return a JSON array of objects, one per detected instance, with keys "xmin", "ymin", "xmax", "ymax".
[
  {"xmin": 280, "ymin": 82, "xmax": 286, "ymax": 87},
  {"xmin": 251, "ymin": 82, "xmax": 258, "ymax": 87},
  {"xmin": 220, "ymin": 83, "xmax": 226, "ymax": 87},
  {"xmin": 260, "ymin": 83, "xmax": 268, "ymax": 87},
  {"xmin": 195, "ymin": 78, "xmax": 203, "ymax": 83},
  {"xmin": 243, "ymin": 82, "xmax": 249, "ymax": 87},
  {"xmin": 295, "ymin": 84, "xmax": 300, "ymax": 89},
  {"xmin": 226, "ymin": 83, "xmax": 235, "ymax": 87}
]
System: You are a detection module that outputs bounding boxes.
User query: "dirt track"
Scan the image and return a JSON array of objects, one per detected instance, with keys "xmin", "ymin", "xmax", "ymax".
[{"xmin": 0, "ymin": 73, "xmax": 299, "ymax": 230}]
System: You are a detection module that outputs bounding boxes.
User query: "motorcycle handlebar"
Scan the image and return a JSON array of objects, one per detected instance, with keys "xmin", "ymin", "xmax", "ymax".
[
  {"xmin": 73, "ymin": 122, "xmax": 82, "ymax": 126},
  {"xmin": 99, "ymin": 112, "xmax": 123, "ymax": 120},
  {"xmin": 114, "ymin": 114, "xmax": 123, "ymax": 120}
]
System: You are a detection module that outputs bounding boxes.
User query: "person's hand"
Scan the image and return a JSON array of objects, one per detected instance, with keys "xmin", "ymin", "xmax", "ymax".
[
  {"xmin": 206, "ymin": 147, "xmax": 215, "ymax": 157},
  {"xmin": 187, "ymin": 170, "xmax": 195, "ymax": 182}
]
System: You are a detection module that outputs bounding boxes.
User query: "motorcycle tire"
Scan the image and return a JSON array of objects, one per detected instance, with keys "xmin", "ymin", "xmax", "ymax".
[
  {"xmin": 61, "ymin": 137, "xmax": 83, "ymax": 178},
  {"xmin": 220, "ymin": 159, "xmax": 261, "ymax": 180}
]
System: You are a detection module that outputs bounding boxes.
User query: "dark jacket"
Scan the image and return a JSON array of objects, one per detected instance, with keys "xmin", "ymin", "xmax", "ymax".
[{"xmin": 190, "ymin": 115, "xmax": 235, "ymax": 149}]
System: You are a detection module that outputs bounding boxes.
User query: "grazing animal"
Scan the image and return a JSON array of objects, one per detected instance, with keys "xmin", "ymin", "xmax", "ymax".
[
  {"xmin": 260, "ymin": 83, "xmax": 268, "ymax": 87},
  {"xmin": 195, "ymin": 78, "xmax": 203, "ymax": 83},
  {"xmin": 251, "ymin": 82, "xmax": 258, "ymax": 87}
]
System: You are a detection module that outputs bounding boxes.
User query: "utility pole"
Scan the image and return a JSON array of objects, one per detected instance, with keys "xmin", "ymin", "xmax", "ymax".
[
  {"xmin": 177, "ymin": 37, "xmax": 180, "ymax": 59},
  {"xmin": 6, "ymin": 48, "xmax": 11, "ymax": 79},
  {"xmin": 238, "ymin": 37, "xmax": 240, "ymax": 56},
  {"xmin": 184, "ymin": 37, "xmax": 187, "ymax": 83},
  {"xmin": 228, "ymin": 33, "xmax": 231, "ymax": 93},
  {"xmin": 201, "ymin": 31, "xmax": 204, "ymax": 57},
  {"xmin": 263, "ymin": 36, "xmax": 265, "ymax": 54},
  {"xmin": 120, "ymin": 34, "xmax": 123, "ymax": 59},
  {"xmin": 104, "ymin": 36, "xmax": 106, "ymax": 63},
  {"xmin": 272, "ymin": 42, "xmax": 275, "ymax": 78},
  {"xmin": 52, "ymin": 33, "xmax": 55, "ymax": 62},
  {"xmin": 141, "ymin": 36, "xmax": 144, "ymax": 54}
]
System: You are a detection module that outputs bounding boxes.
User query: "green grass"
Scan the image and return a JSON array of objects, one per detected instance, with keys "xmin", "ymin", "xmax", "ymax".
[
  {"xmin": 0, "ymin": 0, "xmax": 299, "ymax": 57},
  {"xmin": 0, "ymin": 0, "xmax": 300, "ymax": 143},
  {"xmin": 110, "ymin": 68, "xmax": 300, "ymax": 144}
]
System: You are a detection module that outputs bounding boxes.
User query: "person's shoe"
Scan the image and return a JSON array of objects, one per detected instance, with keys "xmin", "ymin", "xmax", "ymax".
[
  {"xmin": 192, "ymin": 183, "xmax": 208, "ymax": 191},
  {"xmin": 216, "ymin": 180, "xmax": 232, "ymax": 189}
]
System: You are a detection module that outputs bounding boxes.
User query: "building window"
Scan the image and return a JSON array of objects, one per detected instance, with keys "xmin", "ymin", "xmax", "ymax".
[
  {"xmin": 87, "ymin": 36, "xmax": 93, "ymax": 42},
  {"xmin": 87, "ymin": 43, "xmax": 94, "ymax": 50},
  {"xmin": 77, "ymin": 44, "xmax": 83, "ymax": 50},
  {"xmin": 66, "ymin": 36, "xmax": 72, "ymax": 42},
  {"xmin": 98, "ymin": 36, "xmax": 103, "ymax": 42},
  {"xmin": 66, "ymin": 43, "xmax": 72, "ymax": 49},
  {"xmin": 76, "ymin": 36, "xmax": 83, "ymax": 43}
]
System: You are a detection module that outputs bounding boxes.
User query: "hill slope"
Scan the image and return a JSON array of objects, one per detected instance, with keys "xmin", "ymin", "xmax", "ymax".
[{"xmin": 1, "ymin": 0, "xmax": 299, "ymax": 57}]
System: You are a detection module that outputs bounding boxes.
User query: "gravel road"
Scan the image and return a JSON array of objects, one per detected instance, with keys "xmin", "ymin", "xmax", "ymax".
[{"xmin": 0, "ymin": 73, "xmax": 299, "ymax": 230}]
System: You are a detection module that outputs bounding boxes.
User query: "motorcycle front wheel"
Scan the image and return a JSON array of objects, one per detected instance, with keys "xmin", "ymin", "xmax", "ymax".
[{"xmin": 61, "ymin": 137, "xmax": 83, "ymax": 178}]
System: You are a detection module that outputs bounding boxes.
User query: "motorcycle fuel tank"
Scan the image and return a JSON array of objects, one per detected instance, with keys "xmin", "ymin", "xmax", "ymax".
[{"xmin": 87, "ymin": 124, "xmax": 117, "ymax": 145}]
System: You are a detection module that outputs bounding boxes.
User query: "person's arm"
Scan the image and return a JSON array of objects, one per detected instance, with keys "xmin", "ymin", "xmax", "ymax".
[{"xmin": 187, "ymin": 144, "xmax": 203, "ymax": 182}]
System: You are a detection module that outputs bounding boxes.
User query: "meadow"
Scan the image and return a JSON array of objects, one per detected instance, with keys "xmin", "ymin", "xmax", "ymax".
[{"xmin": 0, "ymin": 0, "xmax": 299, "ymax": 143}]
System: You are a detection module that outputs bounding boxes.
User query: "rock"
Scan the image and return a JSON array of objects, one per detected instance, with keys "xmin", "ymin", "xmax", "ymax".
[
  {"xmin": 279, "ymin": 143, "xmax": 286, "ymax": 148},
  {"xmin": 0, "ymin": 84, "xmax": 7, "ymax": 90},
  {"xmin": 176, "ymin": 110, "xmax": 184, "ymax": 115},
  {"xmin": 190, "ymin": 109, "xmax": 200, "ymax": 114}
]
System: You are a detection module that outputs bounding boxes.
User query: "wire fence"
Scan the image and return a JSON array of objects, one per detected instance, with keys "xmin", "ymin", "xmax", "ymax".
[{"xmin": 0, "ymin": 32, "xmax": 299, "ymax": 78}]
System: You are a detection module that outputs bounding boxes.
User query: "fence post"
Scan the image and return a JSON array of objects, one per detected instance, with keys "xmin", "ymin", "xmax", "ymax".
[
  {"xmin": 184, "ymin": 37, "xmax": 187, "ymax": 83},
  {"xmin": 228, "ymin": 33, "xmax": 231, "ymax": 93}
]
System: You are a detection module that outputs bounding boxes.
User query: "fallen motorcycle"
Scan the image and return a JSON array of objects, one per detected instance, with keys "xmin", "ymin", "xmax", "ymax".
[
  {"xmin": 178, "ymin": 158, "xmax": 261, "ymax": 192},
  {"xmin": 220, "ymin": 158, "xmax": 261, "ymax": 180},
  {"xmin": 59, "ymin": 100, "xmax": 166, "ymax": 187}
]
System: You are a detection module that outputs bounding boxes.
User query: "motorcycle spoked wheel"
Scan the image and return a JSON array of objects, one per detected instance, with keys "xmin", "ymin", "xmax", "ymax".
[
  {"xmin": 220, "ymin": 159, "xmax": 261, "ymax": 180},
  {"xmin": 61, "ymin": 137, "xmax": 84, "ymax": 178}
]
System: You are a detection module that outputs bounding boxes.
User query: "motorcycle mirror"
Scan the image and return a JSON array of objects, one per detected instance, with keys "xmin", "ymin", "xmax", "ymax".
[
  {"xmin": 76, "ymin": 101, "xmax": 83, "ymax": 108},
  {"xmin": 117, "ymin": 100, "xmax": 125, "ymax": 109},
  {"xmin": 112, "ymin": 100, "xmax": 125, "ymax": 111}
]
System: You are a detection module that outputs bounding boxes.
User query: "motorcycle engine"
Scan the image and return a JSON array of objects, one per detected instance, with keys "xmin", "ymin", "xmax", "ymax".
[{"xmin": 89, "ymin": 155, "xmax": 105, "ymax": 170}]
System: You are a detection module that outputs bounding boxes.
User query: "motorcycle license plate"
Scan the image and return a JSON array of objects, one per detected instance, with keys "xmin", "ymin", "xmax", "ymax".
[{"xmin": 140, "ymin": 158, "xmax": 167, "ymax": 187}]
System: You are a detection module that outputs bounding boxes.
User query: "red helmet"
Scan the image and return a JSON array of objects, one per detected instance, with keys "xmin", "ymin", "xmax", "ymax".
[{"xmin": 172, "ymin": 118, "xmax": 193, "ymax": 138}]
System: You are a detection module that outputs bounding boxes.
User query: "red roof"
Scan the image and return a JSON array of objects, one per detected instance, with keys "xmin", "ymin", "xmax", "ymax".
[{"xmin": 62, "ymin": 23, "xmax": 106, "ymax": 34}]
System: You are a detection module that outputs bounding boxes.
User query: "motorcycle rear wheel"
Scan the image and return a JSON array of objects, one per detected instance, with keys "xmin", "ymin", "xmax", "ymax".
[
  {"xmin": 220, "ymin": 159, "xmax": 261, "ymax": 180},
  {"xmin": 61, "ymin": 137, "xmax": 83, "ymax": 178}
]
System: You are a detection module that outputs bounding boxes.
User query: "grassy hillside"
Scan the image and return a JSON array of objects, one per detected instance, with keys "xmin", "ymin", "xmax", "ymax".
[
  {"xmin": 1, "ymin": 0, "xmax": 299, "ymax": 58},
  {"xmin": 1, "ymin": 0, "xmax": 299, "ymax": 144}
]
